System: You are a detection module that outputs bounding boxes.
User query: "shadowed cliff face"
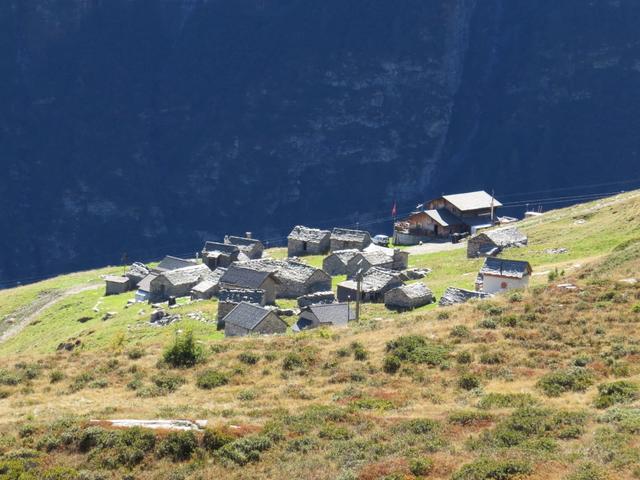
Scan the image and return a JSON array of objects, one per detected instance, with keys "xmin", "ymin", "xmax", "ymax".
[{"xmin": 1, "ymin": 0, "xmax": 640, "ymax": 284}]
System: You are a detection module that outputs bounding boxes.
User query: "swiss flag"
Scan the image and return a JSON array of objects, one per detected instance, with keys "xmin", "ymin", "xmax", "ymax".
[{"xmin": 391, "ymin": 201, "xmax": 397, "ymax": 218}]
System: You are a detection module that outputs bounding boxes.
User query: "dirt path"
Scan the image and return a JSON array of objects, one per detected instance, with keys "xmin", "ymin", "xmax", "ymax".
[
  {"xmin": 0, "ymin": 284, "xmax": 101, "ymax": 344},
  {"xmin": 403, "ymin": 241, "xmax": 465, "ymax": 255}
]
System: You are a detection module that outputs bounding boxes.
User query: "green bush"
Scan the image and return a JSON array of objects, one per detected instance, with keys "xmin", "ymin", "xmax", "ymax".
[
  {"xmin": 385, "ymin": 335, "xmax": 449, "ymax": 366},
  {"xmin": 70, "ymin": 372, "xmax": 95, "ymax": 392},
  {"xmin": 565, "ymin": 463, "xmax": 609, "ymax": 480},
  {"xmin": 163, "ymin": 330, "xmax": 204, "ymax": 368},
  {"xmin": 477, "ymin": 318, "xmax": 497, "ymax": 329},
  {"xmin": 351, "ymin": 342, "xmax": 368, "ymax": 361},
  {"xmin": 238, "ymin": 352, "xmax": 260, "ymax": 365},
  {"xmin": 151, "ymin": 372, "xmax": 186, "ymax": 393},
  {"xmin": 409, "ymin": 458, "xmax": 433, "ymax": 476},
  {"xmin": 202, "ymin": 427, "xmax": 234, "ymax": 452},
  {"xmin": 448, "ymin": 410, "xmax": 493, "ymax": 426},
  {"xmin": 196, "ymin": 370, "xmax": 229, "ymax": 390},
  {"xmin": 458, "ymin": 373, "xmax": 481, "ymax": 391},
  {"xmin": 457, "ymin": 351, "xmax": 473, "ymax": 364},
  {"xmin": 0, "ymin": 369, "xmax": 22, "ymax": 386},
  {"xmin": 217, "ymin": 435, "xmax": 272, "ymax": 466},
  {"xmin": 126, "ymin": 347, "xmax": 145, "ymax": 360},
  {"xmin": 479, "ymin": 352, "xmax": 503, "ymax": 365},
  {"xmin": 594, "ymin": 381, "xmax": 639, "ymax": 409},
  {"xmin": 156, "ymin": 431, "xmax": 197, "ymax": 462},
  {"xmin": 396, "ymin": 418, "xmax": 441, "ymax": 435},
  {"xmin": 282, "ymin": 353, "xmax": 305, "ymax": 371},
  {"xmin": 382, "ymin": 355, "xmax": 401, "ymax": 374},
  {"xmin": 49, "ymin": 370, "xmax": 65, "ymax": 384},
  {"xmin": 450, "ymin": 325, "xmax": 471, "ymax": 339},
  {"xmin": 599, "ymin": 408, "xmax": 640, "ymax": 433},
  {"xmin": 537, "ymin": 367, "xmax": 594, "ymax": 397},
  {"xmin": 452, "ymin": 458, "xmax": 532, "ymax": 480}
]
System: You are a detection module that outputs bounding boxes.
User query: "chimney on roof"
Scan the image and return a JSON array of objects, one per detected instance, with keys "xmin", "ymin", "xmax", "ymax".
[{"xmin": 245, "ymin": 232, "xmax": 252, "ymax": 239}]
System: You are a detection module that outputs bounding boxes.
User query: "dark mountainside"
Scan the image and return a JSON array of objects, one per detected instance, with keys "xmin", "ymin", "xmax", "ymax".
[{"xmin": 1, "ymin": 0, "xmax": 640, "ymax": 285}]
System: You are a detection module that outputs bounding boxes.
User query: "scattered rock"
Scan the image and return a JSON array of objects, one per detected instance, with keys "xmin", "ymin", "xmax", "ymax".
[
  {"xmin": 102, "ymin": 311, "xmax": 117, "ymax": 321},
  {"xmin": 57, "ymin": 339, "xmax": 82, "ymax": 351},
  {"xmin": 276, "ymin": 308, "xmax": 298, "ymax": 317},
  {"xmin": 91, "ymin": 419, "xmax": 207, "ymax": 431},
  {"xmin": 574, "ymin": 219, "xmax": 586, "ymax": 225},
  {"xmin": 5, "ymin": 318, "xmax": 16, "ymax": 325},
  {"xmin": 545, "ymin": 248, "xmax": 568, "ymax": 255},
  {"xmin": 618, "ymin": 278, "xmax": 638, "ymax": 285},
  {"xmin": 137, "ymin": 309, "xmax": 146, "ymax": 316},
  {"xmin": 438, "ymin": 287, "xmax": 492, "ymax": 307},
  {"xmin": 77, "ymin": 316, "xmax": 92, "ymax": 324},
  {"xmin": 150, "ymin": 309, "xmax": 181, "ymax": 326},
  {"xmin": 399, "ymin": 268, "xmax": 431, "ymax": 281},
  {"xmin": 297, "ymin": 291, "xmax": 336, "ymax": 308},
  {"xmin": 557, "ymin": 283, "xmax": 578, "ymax": 290}
]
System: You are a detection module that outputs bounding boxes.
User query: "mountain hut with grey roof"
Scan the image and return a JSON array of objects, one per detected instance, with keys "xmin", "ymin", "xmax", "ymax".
[
  {"xmin": 330, "ymin": 228, "xmax": 372, "ymax": 252},
  {"xmin": 294, "ymin": 303, "xmax": 353, "ymax": 332},
  {"xmin": 467, "ymin": 226, "xmax": 528, "ymax": 258},
  {"xmin": 216, "ymin": 287, "xmax": 267, "ymax": 329},
  {"xmin": 223, "ymin": 302, "xmax": 287, "ymax": 337},
  {"xmin": 287, "ymin": 226, "xmax": 331, "ymax": 257},
  {"xmin": 384, "ymin": 283, "xmax": 434, "ymax": 311},
  {"xmin": 476, "ymin": 257, "xmax": 532, "ymax": 294},
  {"xmin": 201, "ymin": 241, "xmax": 241, "ymax": 269},
  {"xmin": 322, "ymin": 249, "xmax": 360, "ymax": 276},
  {"xmin": 219, "ymin": 265, "xmax": 278, "ymax": 304},
  {"xmin": 337, "ymin": 267, "xmax": 403, "ymax": 303},
  {"xmin": 224, "ymin": 235, "xmax": 264, "ymax": 259},
  {"xmin": 149, "ymin": 264, "xmax": 213, "ymax": 303}
]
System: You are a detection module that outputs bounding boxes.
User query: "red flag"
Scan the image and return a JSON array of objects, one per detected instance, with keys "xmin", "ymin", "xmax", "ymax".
[{"xmin": 391, "ymin": 201, "xmax": 397, "ymax": 218}]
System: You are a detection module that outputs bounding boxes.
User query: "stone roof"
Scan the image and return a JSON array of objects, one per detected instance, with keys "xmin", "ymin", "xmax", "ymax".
[
  {"xmin": 220, "ymin": 265, "xmax": 274, "ymax": 289},
  {"xmin": 328, "ymin": 249, "xmax": 360, "ymax": 264},
  {"xmin": 479, "ymin": 257, "xmax": 532, "ymax": 279},
  {"xmin": 161, "ymin": 264, "xmax": 212, "ymax": 286},
  {"xmin": 306, "ymin": 303, "xmax": 353, "ymax": 326},
  {"xmin": 331, "ymin": 228, "xmax": 370, "ymax": 242},
  {"xmin": 105, "ymin": 275, "xmax": 129, "ymax": 284},
  {"xmin": 126, "ymin": 262, "xmax": 150, "ymax": 279},
  {"xmin": 156, "ymin": 256, "xmax": 197, "ymax": 272},
  {"xmin": 439, "ymin": 287, "xmax": 493, "ymax": 306},
  {"xmin": 288, "ymin": 225, "xmax": 331, "ymax": 243},
  {"xmin": 391, "ymin": 283, "xmax": 433, "ymax": 300},
  {"xmin": 297, "ymin": 291, "xmax": 336, "ymax": 308},
  {"xmin": 423, "ymin": 208, "xmax": 464, "ymax": 227},
  {"xmin": 218, "ymin": 288, "xmax": 265, "ymax": 304},
  {"xmin": 191, "ymin": 280, "xmax": 217, "ymax": 294},
  {"xmin": 480, "ymin": 227, "xmax": 528, "ymax": 247},
  {"xmin": 340, "ymin": 267, "xmax": 401, "ymax": 293},
  {"xmin": 357, "ymin": 249, "xmax": 393, "ymax": 266},
  {"xmin": 237, "ymin": 258, "xmax": 325, "ymax": 284},
  {"xmin": 202, "ymin": 241, "xmax": 239, "ymax": 255},
  {"xmin": 441, "ymin": 191, "xmax": 502, "ymax": 212},
  {"xmin": 225, "ymin": 236, "xmax": 262, "ymax": 247},
  {"xmin": 137, "ymin": 273, "xmax": 157, "ymax": 292},
  {"xmin": 224, "ymin": 302, "xmax": 274, "ymax": 330}
]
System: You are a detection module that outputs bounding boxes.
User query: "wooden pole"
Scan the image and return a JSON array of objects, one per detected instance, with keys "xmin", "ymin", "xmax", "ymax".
[{"xmin": 355, "ymin": 270, "xmax": 362, "ymax": 321}]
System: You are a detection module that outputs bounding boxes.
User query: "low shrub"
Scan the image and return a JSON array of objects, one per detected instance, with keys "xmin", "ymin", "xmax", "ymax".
[
  {"xmin": 202, "ymin": 427, "xmax": 234, "ymax": 452},
  {"xmin": 382, "ymin": 355, "xmax": 402, "ymax": 374},
  {"xmin": 49, "ymin": 370, "xmax": 65, "ymax": 384},
  {"xmin": 477, "ymin": 318, "xmax": 497, "ymax": 329},
  {"xmin": 217, "ymin": 435, "xmax": 273, "ymax": 466},
  {"xmin": 126, "ymin": 347, "xmax": 145, "ymax": 360},
  {"xmin": 351, "ymin": 342, "xmax": 368, "ymax": 361},
  {"xmin": 151, "ymin": 372, "xmax": 186, "ymax": 393},
  {"xmin": 450, "ymin": 325, "xmax": 471, "ymax": 339},
  {"xmin": 452, "ymin": 458, "xmax": 532, "ymax": 480},
  {"xmin": 196, "ymin": 370, "xmax": 229, "ymax": 390},
  {"xmin": 479, "ymin": 352, "xmax": 503, "ymax": 365},
  {"xmin": 599, "ymin": 408, "xmax": 640, "ymax": 433},
  {"xmin": 565, "ymin": 462, "xmax": 609, "ymax": 480},
  {"xmin": 0, "ymin": 369, "xmax": 22, "ymax": 386},
  {"xmin": 156, "ymin": 431, "xmax": 197, "ymax": 462},
  {"xmin": 409, "ymin": 458, "xmax": 433, "ymax": 476},
  {"xmin": 163, "ymin": 330, "xmax": 204, "ymax": 368},
  {"xmin": 282, "ymin": 353, "xmax": 305, "ymax": 371},
  {"xmin": 238, "ymin": 352, "xmax": 260, "ymax": 365},
  {"xmin": 385, "ymin": 335, "xmax": 449, "ymax": 367},
  {"xmin": 448, "ymin": 410, "xmax": 493, "ymax": 426},
  {"xmin": 458, "ymin": 373, "xmax": 481, "ymax": 391},
  {"xmin": 70, "ymin": 372, "xmax": 95, "ymax": 392},
  {"xmin": 457, "ymin": 351, "xmax": 473, "ymax": 364},
  {"xmin": 594, "ymin": 381, "xmax": 639, "ymax": 409},
  {"xmin": 537, "ymin": 367, "xmax": 594, "ymax": 397}
]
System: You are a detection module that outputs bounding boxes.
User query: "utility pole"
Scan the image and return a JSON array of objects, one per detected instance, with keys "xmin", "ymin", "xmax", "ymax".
[
  {"xmin": 355, "ymin": 269, "xmax": 363, "ymax": 321},
  {"xmin": 490, "ymin": 189, "xmax": 495, "ymax": 224}
]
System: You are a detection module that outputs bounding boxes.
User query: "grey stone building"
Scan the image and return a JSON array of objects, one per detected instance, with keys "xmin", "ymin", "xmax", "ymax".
[
  {"xmin": 336, "ymin": 267, "xmax": 403, "ymax": 303},
  {"xmin": 297, "ymin": 291, "xmax": 336, "ymax": 308},
  {"xmin": 287, "ymin": 226, "xmax": 331, "ymax": 257},
  {"xmin": 235, "ymin": 258, "xmax": 332, "ymax": 298},
  {"xmin": 219, "ymin": 265, "xmax": 278, "ymax": 304},
  {"xmin": 293, "ymin": 303, "xmax": 353, "ymax": 332},
  {"xmin": 476, "ymin": 257, "xmax": 532, "ymax": 294},
  {"xmin": 201, "ymin": 242, "xmax": 241, "ymax": 269},
  {"xmin": 322, "ymin": 249, "xmax": 360, "ymax": 276},
  {"xmin": 135, "ymin": 256, "xmax": 197, "ymax": 302},
  {"xmin": 149, "ymin": 264, "xmax": 213, "ymax": 303},
  {"xmin": 125, "ymin": 262, "xmax": 150, "ymax": 286},
  {"xmin": 330, "ymin": 228, "xmax": 372, "ymax": 252},
  {"xmin": 191, "ymin": 268, "xmax": 226, "ymax": 300},
  {"xmin": 345, "ymin": 246, "xmax": 410, "ymax": 278},
  {"xmin": 223, "ymin": 302, "xmax": 288, "ymax": 337},
  {"xmin": 153, "ymin": 256, "xmax": 197, "ymax": 273},
  {"xmin": 224, "ymin": 235, "xmax": 264, "ymax": 259},
  {"xmin": 216, "ymin": 288, "xmax": 266, "ymax": 328},
  {"xmin": 439, "ymin": 287, "xmax": 493, "ymax": 306},
  {"xmin": 384, "ymin": 283, "xmax": 434, "ymax": 311},
  {"xmin": 105, "ymin": 275, "xmax": 131, "ymax": 296},
  {"xmin": 467, "ymin": 227, "xmax": 528, "ymax": 258}
]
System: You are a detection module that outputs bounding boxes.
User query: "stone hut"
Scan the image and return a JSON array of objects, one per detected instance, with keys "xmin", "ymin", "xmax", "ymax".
[
  {"xmin": 322, "ymin": 249, "xmax": 359, "ymax": 276},
  {"xmin": 219, "ymin": 265, "xmax": 278, "ymax": 304},
  {"xmin": 467, "ymin": 227, "xmax": 528, "ymax": 258},
  {"xmin": 125, "ymin": 262, "xmax": 150, "ymax": 286},
  {"xmin": 153, "ymin": 256, "xmax": 197, "ymax": 274},
  {"xmin": 439, "ymin": 287, "xmax": 493, "ymax": 306},
  {"xmin": 223, "ymin": 302, "xmax": 288, "ymax": 337},
  {"xmin": 293, "ymin": 303, "xmax": 353, "ymax": 332},
  {"xmin": 476, "ymin": 257, "xmax": 532, "ymax": 294},
  {"xmin": 384, "ymin": 283, "xmax": 434, "ymax": 311},
  {"xmin": 287, "ymin": 226, "xmax": 331, "ymax": 257},
  {"xmin": 346, "ymin": 250, "xmax": 394, "ymax": 278},
  {"xmin": 191, "ymin": 268, "xmax": 226, "ymax": 300},
  {"xmin": 216, "ymin": 288, "xmax": 266, "ymax": 328},
  {"xmin": 201, "ymin": 242, "xmax": 240, "ymax": 269},
  {"xmin": 149, "ymin": 264, "xmax": 213, "ymax": 303},
  {"xmin": 336, "ymin": 267, "xmax": 403, "ymax": 303},
  {"xmin": 330, "ymin": 228, "xmax": 372, "ymax": 252},
  {"xmin": 297, "ymin": 291, "xmax": 336, "ymax": 308},
  {"xmin": 224, "ymin": 235, "xmax": 264, "ymax": 259},
  {"xmin": 105, "ymin": 275, "xmax": 131, "ymax": 296},
  {"xmin": 236, "ymin": 259, "xmax": 332, "ymax": 299}
]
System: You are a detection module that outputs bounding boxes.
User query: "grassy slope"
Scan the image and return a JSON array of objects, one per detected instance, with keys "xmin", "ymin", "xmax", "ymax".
[{"xmin": 0, "ymin": 192, "xmax": 639, "ymax": 479}]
